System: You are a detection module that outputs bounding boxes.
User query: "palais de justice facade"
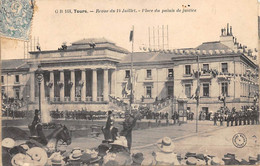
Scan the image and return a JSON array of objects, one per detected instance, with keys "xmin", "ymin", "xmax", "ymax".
[{"xmin": 1, "ymin": 27, "xmax": 259, "ymax": 115}]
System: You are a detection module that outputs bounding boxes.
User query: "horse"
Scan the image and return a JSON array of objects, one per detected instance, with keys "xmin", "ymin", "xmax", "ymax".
[
  {"xmin": 27, "ymin": 124, "xmax": 72, "ymax": 151},
  {"xmin": 3, "ymin": 124, "xmax": 71, "ymax": 152}
]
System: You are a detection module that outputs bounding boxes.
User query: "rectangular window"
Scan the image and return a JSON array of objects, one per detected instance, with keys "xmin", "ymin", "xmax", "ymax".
[
  {"xmin": 125, "ymin": 70, "xmax": 130, "ymax": 78},
  {"xmin": 203, "ymin": 83, "xmax": 209, "ymax": 97},
  {"xmin": 221, "ymin": 63, "xmax": 228, "ymax": 73},
  {"xmin": 146, "ymin": 86, "xmax": 152, "ymax": 98},
  {"xmin": 168, "ymin": 69, "xmax": 173, "ymax": 77},
  {"xmin": 1, "ymin": 76, "xmax": 4, "ymax": 83},
  {"xmin": 146, "ymin": 69, "xmax": 152, "ymax": 78},
  {"xmin": 221, "ymin": 82, "xmax": 228, "ymax": 96},
  {"xmin": 203, "ymin": 64, "xmax": 209, "ymax": 73},
  {"xmin": 15, "ymin": 75, "xmax": 19, "ymax": 83},
  {"xmin": 14, "ymin": 88, "xmax": 20, "ymax": 99},
  {"xmin": 1, "ymin": 88, "xmax": 5, "ymax": 98},
  {"xmin": 167, "ymin": 86, "xmax": 173, "ymax": 97},
  {"xmin": 185, "ymin": 84, "xmax": 191, "ymax": 98},
  {"xmin": 185, "ymin": 65, "xmax": 191, "ymax": 75}
]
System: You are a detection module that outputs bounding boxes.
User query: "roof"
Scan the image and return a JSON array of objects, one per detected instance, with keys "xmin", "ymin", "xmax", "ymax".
[
  {"xmin": 121, "ymin": 51, "xmax": 181, "ymax": 63},
  {"xmin": 68, "ymin": 37, "xmax": 129, "ymax": 53},
  {"xmin": 72, "ymin": 38, "xmax": 115, "ymax": 45},
  {"xmin": 1, "ymin": 59, "xmax": 29, "ymax": 71},
  {"xmin": 196, "ymin": 41, "xmax": 230, "ymax": 50}
]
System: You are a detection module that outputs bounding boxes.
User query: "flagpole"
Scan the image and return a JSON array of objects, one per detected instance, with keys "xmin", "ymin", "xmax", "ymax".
[
  {"xmin": 130, "ymin": 26, "xmax": 134, "ymax": 113},
  {"xmin": 196, "ymin": 54, "xmax": 200, "ymax": 133}
]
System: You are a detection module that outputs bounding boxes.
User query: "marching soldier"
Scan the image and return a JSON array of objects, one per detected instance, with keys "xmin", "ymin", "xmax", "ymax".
[
  {"xmin": 238, "ymin": 110, "xmax": 242, "ymax": 125},
  {"xmin": 213, "ymin": 113, "xmax": 218, "ymax": 126},
  {"xmin": 234, "ymin": 112, "xmax": 238, "ymax": 126},
  {"xmin": 247, "ymin": 110, "xmax": 251, "ymax": 125},
  {"xmin": 230, "ymin": 112, "xmax": 234, "ymax": 126},
  {"xmin": 219, "ymin": 113, "xmax": 224, "ymax": 126},
  {"xmin": 243, "ymin": 110, "xmax": 247, "ymax": 125},
  {"xmin": 226, "ymin": 112, "xmax": 231, "ymax": 127}
]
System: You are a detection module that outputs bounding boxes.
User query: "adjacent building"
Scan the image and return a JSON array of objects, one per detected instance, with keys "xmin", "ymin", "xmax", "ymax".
[{"xmin": 1, "ymin": 26, "xmax": 259, "ymax": 116}]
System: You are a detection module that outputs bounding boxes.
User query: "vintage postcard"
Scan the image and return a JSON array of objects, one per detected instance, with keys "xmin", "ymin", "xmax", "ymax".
[{"xmin": 1, "ymin": 0, "xmax": 259, "ymax": 165}]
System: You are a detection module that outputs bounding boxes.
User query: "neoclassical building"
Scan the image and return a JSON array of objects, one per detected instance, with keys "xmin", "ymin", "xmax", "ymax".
[{"xmin": 1, "ymin": 26, "xmax": 259, "ymax": 115}]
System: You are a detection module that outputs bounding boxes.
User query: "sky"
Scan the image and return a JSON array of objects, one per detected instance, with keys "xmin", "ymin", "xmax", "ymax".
[{"xmin": 1, "ymin": 0, "xmax": 259, "ymax": 60}]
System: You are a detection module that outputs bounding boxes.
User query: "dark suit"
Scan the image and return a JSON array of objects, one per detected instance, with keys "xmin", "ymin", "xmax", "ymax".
[{"xmin": 120, "ymin": 116, "xmax": 137, "ymax": 151}]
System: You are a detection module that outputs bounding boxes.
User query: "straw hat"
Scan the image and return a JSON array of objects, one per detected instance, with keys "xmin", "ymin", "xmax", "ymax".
[
  {"xmin": 51, "ymin": 152, "xmax": 64, "ymax": 166},
  {"xmin": 2, "ymin": 138, "xmax": 15, "ymax": 148},
  {"xmin": 110, "ymin": 136, "xmax": 128, "ymax": 147},
  {"xmin": 156, "ymin": 137, "xmax": 175, "ymax": 153},
  {"xmin": 27, "ymin": 147, "xmax": 48, "ymax": 166},
  {"xmin": 82, "ymin": 149, "xmax": 101, "ymax": 164},
  {"xmin": 69, "ymin": 149, "xmax": 83, "ymax": 160},
  {"xmin": 11, "ymin": 153, "xmax": 33, "ymax": 166},
  {"xmin": 211, "ymin": 156, "xmax": 224, "ymax": 165}
]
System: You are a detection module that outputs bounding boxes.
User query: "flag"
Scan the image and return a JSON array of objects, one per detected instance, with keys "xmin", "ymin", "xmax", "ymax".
[{"xmin": 129, "ymin": 30, "xmax": 134, "ymax": 42}]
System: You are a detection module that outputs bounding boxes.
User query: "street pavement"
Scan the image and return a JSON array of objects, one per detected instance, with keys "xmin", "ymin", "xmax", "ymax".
[{"xmin": 64, "ymin": 120, "xmax": 260, "ymax": 160}]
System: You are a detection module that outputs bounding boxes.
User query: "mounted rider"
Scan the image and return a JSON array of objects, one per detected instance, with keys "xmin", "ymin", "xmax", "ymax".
[{"xmin": 28, "ymin": 109, "xmax": 47, "ymax": 145}]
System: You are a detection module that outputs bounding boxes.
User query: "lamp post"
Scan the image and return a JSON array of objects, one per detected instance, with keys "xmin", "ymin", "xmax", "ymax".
[{"xmin": 35, "ymin": 65, "xmax": 44, "ymax": 114}]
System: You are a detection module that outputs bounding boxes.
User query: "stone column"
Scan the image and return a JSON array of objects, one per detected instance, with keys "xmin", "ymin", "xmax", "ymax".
[
  {"xmin": 70, "ymin": 70, "xmax": 75, "ymax": 102},
  {"xmin": 81, "ymin": 69, "xmax": 86, "ymax": 101},
  {"xmin": 111, "ymin": 69, "xmax": 116, "ymax": 96},
  {"xmin": 40, "ymin": 74, "xmax": 45, "ymax": 103},
  {"xmin": 103, "ymin": 69, "xmax": 109, "ymax": 101},
  {"xmin": 92, "ymin": 69, "xmax": 97, "ymax": 101},
  {"xmin": 60, "ymin": 70, "xmax": 64, "ymax": 102},
  {"xmin": 49, "ymin": 71, "xmax": 54, "ymax": 101},
  {"xmin": 30, "ymin": 71, "xmax": 35, "ymax": 102}
]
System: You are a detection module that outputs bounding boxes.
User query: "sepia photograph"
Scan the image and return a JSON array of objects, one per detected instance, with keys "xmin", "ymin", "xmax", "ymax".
[{"xmin": 0, "ymin": 0, "xmax": 260, "ymax": 165}]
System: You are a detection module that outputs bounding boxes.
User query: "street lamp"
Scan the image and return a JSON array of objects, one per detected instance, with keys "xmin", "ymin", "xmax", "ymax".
[{"xmin": 35, "ymin": 65, "xmax": 44, "ymax": 114}]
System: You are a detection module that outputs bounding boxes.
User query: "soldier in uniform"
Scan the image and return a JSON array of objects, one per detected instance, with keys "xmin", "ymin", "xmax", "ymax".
[
  {"xmin": 213, "ymin": 112, "xmax": 218, "ymax": 126},
  {"xmin": 238, "ymin": 110, "xmax": 242, "ymax": 125},
  {"xmin": 226, "ymin": 111, "xmax": 231, "ymax": 127},
  {"xmin": 234, "ymin": 112, "xmax": 238, "ymax": 126},
  {"xmin": 230, "ymin": 112, "xmax": 234, "ymax": 126},
  {"xmin": 251, "ymin": 108, "xmax": 256, "ymax": 125},
  {"xmin": 247, "ymin": 109, "xmax": 251, "ymax": 125},
  {"xmin": 219, "ymin": 113, "xmax": 223, "ymax": 126},
  {"xmin": 243, "ymin": 110, "xmax": 247, "ymax": 125}
]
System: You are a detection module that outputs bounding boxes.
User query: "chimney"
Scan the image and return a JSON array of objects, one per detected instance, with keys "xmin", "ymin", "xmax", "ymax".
[
  {"xmin": 227, "ymin": 23, "xmax": 229, "ymax": 36},
  {"xmin": 230, "ymin": 26, "xmax": 232, "ymax": 35}
]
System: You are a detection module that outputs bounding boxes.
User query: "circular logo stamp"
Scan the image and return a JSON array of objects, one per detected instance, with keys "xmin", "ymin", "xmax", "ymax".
[{"xmin": 232, "ymin": 133, "xmax": 247, "ymax": 148}]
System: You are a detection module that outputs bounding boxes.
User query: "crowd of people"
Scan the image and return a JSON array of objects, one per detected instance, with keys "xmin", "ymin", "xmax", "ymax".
[
  {"xmin": 2, "ymin": 97, "xmax": 28, "ymax": 119},
  {"xmin": 3, "ymin": 108, "xmax": 260, "ymax": 166},
  {"xmin": 50, "ymin": 110, "xmax": 108, "ymax": 120},
  {"xmin": 213, "ymin": 105, "xmax": 259, "ymax": 126}
]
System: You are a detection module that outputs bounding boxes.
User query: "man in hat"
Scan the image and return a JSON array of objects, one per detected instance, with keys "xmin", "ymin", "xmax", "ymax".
[
  {"xmin": 119, "ymin": 112, "xmax": 140, "ymax": 151},
  {"xmin": 102, "ymin": 110, "xmax": 118, "ymax": 143},
  {"xmin": 144, "ymin": 137, "xmax": 180, "ymax": 165},
  {"xmin": 30, "ymin": 109, "xmax": 41, "ymax": 136},
  {"xmin": 2, "ymin": 138, "xmax": 16, "ymax": 165}
]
